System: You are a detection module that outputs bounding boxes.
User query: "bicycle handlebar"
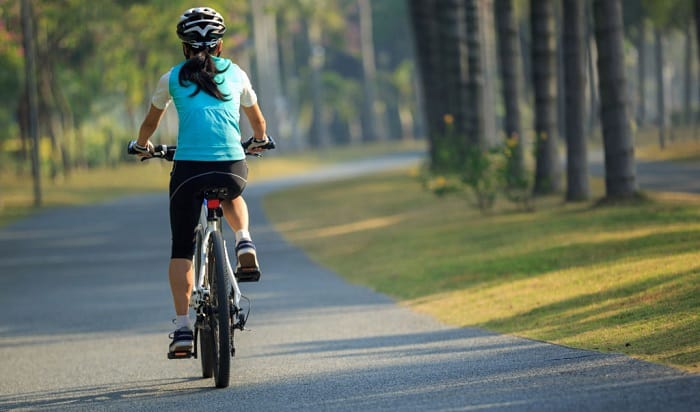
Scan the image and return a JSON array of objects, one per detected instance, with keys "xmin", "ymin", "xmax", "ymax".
[{"xmin": 127, "ymin": 136, "xmax": 276, "ymax": 161}]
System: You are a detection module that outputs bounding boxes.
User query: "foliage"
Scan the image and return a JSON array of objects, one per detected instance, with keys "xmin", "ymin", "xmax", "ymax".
[
  {"xmin": 1, "ymin": 0, "xmax": 418, "ymax": 181},
  {"xmin": 461, "ymin": 146, "xmax": 501, "ymax": 211},
  {"xmin": 0, "ymin": 2, "xmax": 22, "ymax": 142},
  {"xmin": 422, "ymin": 132, "xmax": 533, "ymax": 213}
]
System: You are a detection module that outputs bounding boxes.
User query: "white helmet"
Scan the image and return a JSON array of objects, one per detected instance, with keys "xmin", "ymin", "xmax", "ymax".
[{"xmin": 176, "ymin": 7, "xmax": 226, "ymax": 49}]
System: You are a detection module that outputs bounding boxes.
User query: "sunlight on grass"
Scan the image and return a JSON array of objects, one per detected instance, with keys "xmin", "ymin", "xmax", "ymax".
[
  {"xmin": 408, "ymin": 253, "xmax": 699, "ymax": 371},
  {"xmin": 291, "ymin": 214, "xmax": 411, "ymax": 240},
  {"xmin": 264, "ymin": 169, "xmax": 700, "ymax": 373}
]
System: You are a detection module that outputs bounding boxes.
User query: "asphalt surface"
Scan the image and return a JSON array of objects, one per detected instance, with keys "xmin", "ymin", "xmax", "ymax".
[{"xmin": 0, "ymin": 152, "xmax": 698, "ymax": 411}]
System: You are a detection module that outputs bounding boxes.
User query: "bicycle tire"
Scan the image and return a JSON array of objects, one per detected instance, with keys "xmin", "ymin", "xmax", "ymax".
[
  {"xmin": 196, "ymin": 228, "xmax": 215, "ymax": 379},
  {"xmin": 209, "ymin": 230, "xmax": 232, "ymax": 388}
]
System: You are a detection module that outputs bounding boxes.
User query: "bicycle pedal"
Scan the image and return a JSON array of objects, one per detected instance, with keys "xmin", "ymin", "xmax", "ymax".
[
  {"xmin": 167, "ymin": 350, "xmax": 194, "ymax": 359},
  {"xmin": 235, "ymin": 268, "xmax": 261, "ymax": 282}
]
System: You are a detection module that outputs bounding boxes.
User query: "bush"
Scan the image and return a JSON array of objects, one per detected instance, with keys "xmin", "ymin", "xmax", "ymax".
[{"xmin": 423, "ymin": 138, "xmax": 534, "ymax": 213}]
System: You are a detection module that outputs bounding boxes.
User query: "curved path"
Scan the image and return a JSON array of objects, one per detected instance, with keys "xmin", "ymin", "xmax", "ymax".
[{"xmin": 0, "ymin": 153, "xmax": 698, "ymax": 411}]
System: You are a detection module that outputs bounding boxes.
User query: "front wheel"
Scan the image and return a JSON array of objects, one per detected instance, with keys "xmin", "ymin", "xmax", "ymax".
[{"xmin": 209, "ymin": 231, "xmax": 231, "ymax": 388}]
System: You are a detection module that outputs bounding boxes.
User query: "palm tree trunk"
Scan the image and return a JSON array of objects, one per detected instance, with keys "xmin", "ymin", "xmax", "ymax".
[
  {"xmin": 531, "ymin": 0, "xmax": 561, "ymax": 194},
  {"xmin": 592, "ymin": 0, "xmax": 637, "ymax": 199},
  {"xmin": 654, "ymin": 28, "xmax": 666, "ymax": 149},
  {"xmin": 20, "ymin": 0, "xmax": 42, "ymax": 206},
  {"xmin": 358, "ymin": 0, "xmax": 384, "ymax": 142},
  {"xmin": 408, "ymin": 0, "xmax": 444, "ymax": 167},
  {"xmin": 636, "ymin": 21, "xmax": 647, "ymax": 127},
  {"xmin": 308, "ymin": 19, "xmax": 329, "ymax": 148},
  {"xmin": 251, "ymin": 0, "xmax": 287, "ymax": 145},
  {"xmin": 585, "ymin": 0, "xmax": 599, "ymax": 138},
  {"xmin": 685, "ymin": 21, "xmax": 693, "ymax": 126},
  {"xmin": 437, "ymin": 0, "xmax": 468, "ymax": 142},
  {"xmin": 465, "ymin": 0, "xmax": 485, "ymax": 148},
  {"xmin": 562, "ymin": 0, "xmax": 589, "ymax": 201},
  {"xmin": 494, "ymin": 0, "xmax": 525, "ymax": 182}
]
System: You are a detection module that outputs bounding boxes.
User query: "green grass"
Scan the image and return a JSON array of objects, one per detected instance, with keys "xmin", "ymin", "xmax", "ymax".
[{"xmin": 263, "ymin": 168, "xmax": 700, "ymax": 373}]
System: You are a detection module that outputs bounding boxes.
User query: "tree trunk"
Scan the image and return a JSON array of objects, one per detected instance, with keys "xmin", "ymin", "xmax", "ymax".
[
  {"xmin": 20, "ymin": 0, "xmax": 42, "ymax": 207},
  {"xmin": 696, "ymin": 0, "xmax": 700, "ymax": 133},
  {"xmin": 251, "ymin": 0, "xmax": 288, "ymax": 146},
  {"xmin": 531, "ymin": 0, "xmax": 561, "ymax": 194},
  {"xmin": 479, "ymin": 0, "xmax": 498, "ymax": 148},
  {"xmin": 408, "ymin": 0, "xmax": 444, "ymax": 167},
  {"xmin": 562, "ymin": 0, "xmax": 589, "ymax": 201},
  {"xmin": 636, "ymin": 20, "xmax": 647, "ymax": 127},
  {"xmin": 654, "ymin": 28, "xmax": 666, "ymax": 149},
  {"xmin": 494, "ymin": 0, "xmax": 525, "ymax": 182},
  {"xmin": 465, "ymin": 0, "xmax": 485, "ymax": 148},
  {"xmin": 308, "ymin": 19, "xmax": 329, "ymax": 148},
  {"xmin": 437, "ymin": 0, "xmax": 468, "ymax": 144},
  {"xmin": 585, "ymin": 0, "xmax": 599, "ymax": 138},
  {"xmin": 593, "ymin": 0, "xmax": 637, "ymax": 199},
  {"xmin": 684, "ymin": 21, "xmax": 693, "ymax": 126},
  {"xmin": 358, "ymin": 0, "xmax": 385, "ymax": 142},
  {"xmin": 278, "ymin": 14, "xmax": 306, "ymax": 150}
]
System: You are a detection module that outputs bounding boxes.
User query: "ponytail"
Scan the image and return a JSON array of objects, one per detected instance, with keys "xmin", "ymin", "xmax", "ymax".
[{"xmin": 178, "ymin": 45, "xmax": 230, "ymax": 101}]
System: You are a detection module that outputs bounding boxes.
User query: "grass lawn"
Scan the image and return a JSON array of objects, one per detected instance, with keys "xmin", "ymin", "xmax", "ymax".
[{"xmin": 264, "ymin": 139, "xmax": 700, "ymax": 374}]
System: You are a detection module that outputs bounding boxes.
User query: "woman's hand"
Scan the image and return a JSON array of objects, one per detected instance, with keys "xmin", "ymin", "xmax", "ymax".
[{"xmin": 131, "ymin": 141, "xmax": 155, "ymax": 158}]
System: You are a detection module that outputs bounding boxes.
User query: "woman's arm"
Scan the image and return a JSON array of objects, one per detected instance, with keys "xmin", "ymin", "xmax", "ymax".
[
  {"xmin": 137, "ymin": 104, "xmax": 166, "ymax": 146},
  {"xmin": 242, "ymin": 103, "xmax": 267, "ymax": 141}
]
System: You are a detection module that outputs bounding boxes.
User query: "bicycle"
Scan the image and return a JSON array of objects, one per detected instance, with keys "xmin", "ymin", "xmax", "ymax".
[{"xmin": 127, "ymin": 137, "xmax": 275, "ymax": 388}]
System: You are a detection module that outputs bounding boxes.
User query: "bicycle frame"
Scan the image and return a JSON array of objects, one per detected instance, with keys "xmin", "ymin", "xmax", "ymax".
[{"xmin": 190, "ymin": 199, "xmax": 242, "ymax": 318}]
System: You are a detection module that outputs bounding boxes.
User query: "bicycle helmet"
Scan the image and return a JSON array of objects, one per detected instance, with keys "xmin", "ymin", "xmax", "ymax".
[{"xmin": 176, "ymin": 7, "xmax": 226, "ymax": 48}]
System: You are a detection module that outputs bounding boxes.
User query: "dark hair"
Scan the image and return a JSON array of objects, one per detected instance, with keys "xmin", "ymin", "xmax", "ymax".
[{"xmin": 178, "ymin": 44, "xmax": 230, "ymax": 101}]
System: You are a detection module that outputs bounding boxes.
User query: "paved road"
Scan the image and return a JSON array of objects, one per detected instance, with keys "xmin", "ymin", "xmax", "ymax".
[
  {"xmin": 0, "ymin": 153, "xmax": 698, "ymax": 411},
  {"xmin": 589, "ymin": 151, "xmax": 700, "ymax": 194}
]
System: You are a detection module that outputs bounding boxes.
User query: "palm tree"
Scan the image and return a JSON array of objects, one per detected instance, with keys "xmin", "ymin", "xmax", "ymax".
[
  {"xmin": 250, "ymin": 0, "xmax": 286, "ymax": 145},
  {"xmin": 20, "ymin": 0, "xmax": 41, "ymax": 206},
  {"xmin": 437, "ymin": 0, "xmax": 468, "ymax": 143},
  {"xmin": 494, "ymin": 0, "xmax": 525, "ymax": 184},
  {"xmin": 654, "ymin": 28, "xmax": 666, "ymax": 149},
  {"xmin": 358, "ymin": 0, "xmax": 385, "ymax": 142},
  {"xmin": 465, "ymin": 0, "xmax": 484, "ymax": 148},
  {"xmin": 531, "ymin": 0, "xmax": 561, "ymax": 194},
  {"xmin": 636, "ymin": 19, "xmax": 648, "ymax": 127},
  {"xmin": 562, "ymin": 0, "xmax": 590, "ymax": 201},
  {"xmin": 408, "ymin": 0, "xmax": 444, "ymax": 167},
  {"xmin": 593, "ymin": 0, "xmax": 637, "ymax": 199}
]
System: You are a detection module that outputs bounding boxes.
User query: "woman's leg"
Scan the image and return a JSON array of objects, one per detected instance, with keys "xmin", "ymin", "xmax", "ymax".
[
  {"xmin": 169, "ymin": 258, "xmax": 194, "ymax": 316},
  {"xmin": 222, "ymin": 196, "xmax": 258, "ymax": 270},
  {"xmin": 222, "ymin": 195, "xmax": 249, "ymax": 232}
]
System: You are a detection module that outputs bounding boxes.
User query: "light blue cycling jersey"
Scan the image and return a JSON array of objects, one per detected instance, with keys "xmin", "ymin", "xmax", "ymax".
[{"xmin": 152, "ymin": 57, "xmax": 257, "ymax": 161}]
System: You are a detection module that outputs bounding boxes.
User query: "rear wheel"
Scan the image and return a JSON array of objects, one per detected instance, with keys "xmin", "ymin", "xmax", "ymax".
[
  {"xmin": 210, "ymin": 231, "xmax": 231, "ymax": 388},
  {"xmin": 195, "ymin": 228, "xmax": 214, "ymax": 378}
]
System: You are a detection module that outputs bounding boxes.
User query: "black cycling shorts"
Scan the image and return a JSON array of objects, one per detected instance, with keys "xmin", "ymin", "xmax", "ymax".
[{"xmin": 169, "ymin": 160, "xmax": 248, "ymax": 259}]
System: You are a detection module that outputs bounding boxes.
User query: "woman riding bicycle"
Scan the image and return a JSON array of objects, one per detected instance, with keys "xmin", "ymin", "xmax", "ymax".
[{"xmin": 131, "ymin": 7, "xmax": 270, "ymax": 354}]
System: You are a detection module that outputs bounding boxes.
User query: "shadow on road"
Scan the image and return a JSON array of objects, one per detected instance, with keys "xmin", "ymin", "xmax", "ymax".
[{"xmin": 0, "ymin": 377, "xmax": 207, "ymax": 411}]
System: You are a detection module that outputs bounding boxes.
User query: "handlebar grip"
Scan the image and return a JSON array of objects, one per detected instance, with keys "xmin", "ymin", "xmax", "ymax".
[
  {"xmin": 242, "ymin": 135, "xmax": 276, "ymax": 153},
  {"xmin": 127, "ymin": 141, "xmax": 139, "ymax": 155},
  {"xmin": 127, "ymin": 141, "xmax": 176, "ymax": 161}
]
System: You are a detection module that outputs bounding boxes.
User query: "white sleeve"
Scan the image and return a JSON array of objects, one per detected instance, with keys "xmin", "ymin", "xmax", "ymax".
[
  {"xmin": 151, "ymin": 70, "xmax": 172, "ymax": 110},
  {"xmin": 239, "ymin": 68, "xmax": 258, "ymax": 108}
]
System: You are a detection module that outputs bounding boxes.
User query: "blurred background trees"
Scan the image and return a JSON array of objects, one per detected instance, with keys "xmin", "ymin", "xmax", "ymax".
[{"xmin": 2, "ymin": 0, "xmax": 700, "ymax": 204}]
